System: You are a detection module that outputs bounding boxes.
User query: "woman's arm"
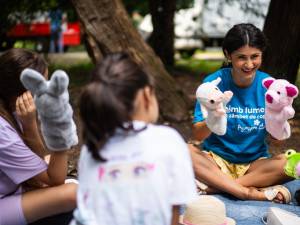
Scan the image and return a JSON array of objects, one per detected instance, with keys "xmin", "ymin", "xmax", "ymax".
[
  {"xmin": 16, "ymin": 92, "xmax": 69, "ymax": 186},
  {"xmin": 192, "ymin": 121, "xmax": 211, "ymax": 141},
  {"xmin": 32, "ymin": 151, "xmax": 69, "ymax": 186},
  {"xmin": 171, "ymin": 205, "xmax": 180, "ymax": 225},
  {"xmin": 22, "ymin": 121, "xmax": 48, "ymax": 158}
]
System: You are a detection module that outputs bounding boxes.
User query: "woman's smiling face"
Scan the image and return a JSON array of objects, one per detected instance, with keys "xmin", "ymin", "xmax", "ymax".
[{"xmin": 227, "ymin": 45, "xmax": 262, "ymax": 87}]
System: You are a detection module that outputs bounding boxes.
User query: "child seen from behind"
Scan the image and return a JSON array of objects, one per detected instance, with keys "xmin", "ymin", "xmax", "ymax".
[{"xmin": 71, "ymin": 53, "xmax": 197, "ymax": 225}]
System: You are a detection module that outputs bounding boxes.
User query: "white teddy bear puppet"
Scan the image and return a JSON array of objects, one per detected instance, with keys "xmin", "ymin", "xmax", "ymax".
[
  {"xmin": 20, "ymin": 68, "xmax": 78, "ymax": 151},
  {"xmin": 262, "ymin": 78, "xmax": 299, "ymax": 140},
  {"xmin": 196, "ymin": 77, "xmax": 233, "ymax": 135}
]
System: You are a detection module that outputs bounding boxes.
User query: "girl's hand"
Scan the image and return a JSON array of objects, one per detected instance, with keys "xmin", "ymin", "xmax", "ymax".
[
  {"xmin": 16, "ymin": 92, "xmax": 49, "ymax": 158},
  {"xmin": 16, "ymin": 91, "xmax": 37, "ymax": 128}
]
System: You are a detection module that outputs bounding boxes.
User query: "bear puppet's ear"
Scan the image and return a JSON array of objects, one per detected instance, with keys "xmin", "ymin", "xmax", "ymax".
[
  {"xmin": 48, "ymin": 70, "xmax": 69, "ymax": 96},
  {"xmin": 262, "ymin": 77, "xmax": 275, "ymax": 89},
  {"xmin": 20, "ymin": 68, "xmax": 47, "ymax": 95},
  {"xmin": 286, "ymin": 84, "xmax": 299, "ymax": 98}
]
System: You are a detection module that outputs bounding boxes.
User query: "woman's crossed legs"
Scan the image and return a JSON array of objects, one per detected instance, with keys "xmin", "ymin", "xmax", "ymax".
[{"xmin": 189, "ymin": 144, "xmax": 291, "ymax": 202}]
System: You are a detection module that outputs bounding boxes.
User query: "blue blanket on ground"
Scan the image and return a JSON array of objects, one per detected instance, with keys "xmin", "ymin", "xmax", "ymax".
[{"xmin": 214, "ymin": 180, "xmax": 300, "ymax": 225}]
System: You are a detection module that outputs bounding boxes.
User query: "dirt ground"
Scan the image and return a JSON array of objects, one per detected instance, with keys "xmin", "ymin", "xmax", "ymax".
[{"xmin": 66, "ymin": 67, "xmax": 300, "ymax": 177}]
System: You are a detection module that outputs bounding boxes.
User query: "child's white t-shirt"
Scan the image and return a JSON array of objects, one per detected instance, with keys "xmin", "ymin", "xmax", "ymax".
[{"xmin": 72, "ymin": 121, "xmax": 197, "ymax": 225}]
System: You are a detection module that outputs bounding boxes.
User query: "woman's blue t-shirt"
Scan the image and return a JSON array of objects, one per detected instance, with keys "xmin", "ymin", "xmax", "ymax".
[{"xmin": 193, "ymin": 68, "xmax": 271, "ymax": 163}]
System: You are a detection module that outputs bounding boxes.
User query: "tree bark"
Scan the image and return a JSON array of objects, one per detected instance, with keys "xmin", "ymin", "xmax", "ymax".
[
  {"xmin": 71, "ymin": 0, "xmax": 189, "ymax": 122},
  {"xmin": 148, "ymin": 0, "xmax": 176, "ymax": 66},
  {"xmin": 262, "ymin": 0, "xmax": 300, "ymax": 84}
]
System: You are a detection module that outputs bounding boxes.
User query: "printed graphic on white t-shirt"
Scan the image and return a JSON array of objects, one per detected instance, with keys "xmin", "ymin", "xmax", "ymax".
[{"xmin": 73, "ymin": 122, "xmax": 198, "ymax": 225}]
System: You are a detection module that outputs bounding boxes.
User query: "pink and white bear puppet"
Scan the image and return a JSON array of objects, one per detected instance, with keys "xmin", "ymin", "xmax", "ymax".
[
  {"xmin": 196, "ymin": 77, "xmax": 233, "ymax": 135},
  {"xmin": 262, "ymin": 78, "xmax": 299, "ymax": 140}
]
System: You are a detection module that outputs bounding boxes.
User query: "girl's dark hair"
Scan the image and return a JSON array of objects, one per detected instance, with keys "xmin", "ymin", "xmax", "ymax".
[
  {"xmin": 79, "ymin": 52, "xmax": 154, "ymax": 161},
  {"xmin": 0, "ymin": 48, "xmax": 47, "ymax": 130},
  {"xmin": 222, "ymin": 23, "xmax": 267, "ymax": 67}
]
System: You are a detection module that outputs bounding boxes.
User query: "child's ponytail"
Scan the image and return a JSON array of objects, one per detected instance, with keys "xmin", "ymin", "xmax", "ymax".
[{"xmin": 79, "ymin": 52, "xmax": 154, "ymax": 161}]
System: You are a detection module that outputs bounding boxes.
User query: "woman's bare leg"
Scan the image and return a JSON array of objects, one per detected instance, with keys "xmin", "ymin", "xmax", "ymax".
[
  {"xmin": 236, "ymin": 154, "xmax": 291, "ymax": 188},
  {"xmin": 22, "ymin": 183, "xmax": 77, "ymax": 223},
  {"xmin": 189, "ymin": 144, "xmax": 265, "ymax": 200},
  {"xmin": 235, "ymin": 154, "xmax": 292, "ymax": 203}
]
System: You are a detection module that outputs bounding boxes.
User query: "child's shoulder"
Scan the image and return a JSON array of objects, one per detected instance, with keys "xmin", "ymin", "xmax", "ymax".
[
  {"xmin": 139, "ymin": 124, "xmax": 187, "ymax": 158},
  {"xmin": 203, "ymin": 68, "xmax": 231, "ymax": 82},
  {"xmin": 145, "ymin": 123, "xmax": 182, "ymax": 139},
  {"xmin": 142, "ymin": 123, "xmax": 186, "ymax": 150}
]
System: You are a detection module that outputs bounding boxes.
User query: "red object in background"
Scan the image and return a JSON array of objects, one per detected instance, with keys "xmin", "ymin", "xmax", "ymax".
[
  {"xmin": 7, "ymin": 22, "xmax": 81, "ymax": 47},
  {"xmin": 7, "ymin": 23, "xmax": 51, "ymax": 37},
  {"xmin": 63, "ymin": 22, "xmax": 80, "ymax": 46}
]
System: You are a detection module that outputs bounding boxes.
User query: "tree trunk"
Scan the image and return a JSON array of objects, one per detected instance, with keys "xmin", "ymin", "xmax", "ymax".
[
  {"xmin": 71, "ymin": 0, "xmax": 189, "ymax": 123},
  {"xmin": 148, "ymin": 0, "xmax": 176, "ymax": 66},
  {"xmin": 262, "ymin": 0, "xmax": 300, "ymax": 84}
]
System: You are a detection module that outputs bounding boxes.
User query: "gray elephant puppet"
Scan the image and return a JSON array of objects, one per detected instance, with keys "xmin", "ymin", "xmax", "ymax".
[{"xmin": 20, "ymin": 68, "xmax": 78, "ymax": 151}]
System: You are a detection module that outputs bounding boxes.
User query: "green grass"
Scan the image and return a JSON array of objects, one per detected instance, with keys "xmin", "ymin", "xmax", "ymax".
[
  {"xmin": 48, "ymin": 62, "xmax": 94, "ymax": 88},
  {"xmin": 67, "ymin": 44, "xmax": 86, "ymax": 52},
  {"xmin": 175, "ymin": 57, "xmax": 223, "ymax": 75},
  {"xmin": 13, "ymin": 41, "xmax": 86, "ymax": 53},
  {"xmin": 14, "ymin": 41, "xmax": 36, "ymax": 50}
]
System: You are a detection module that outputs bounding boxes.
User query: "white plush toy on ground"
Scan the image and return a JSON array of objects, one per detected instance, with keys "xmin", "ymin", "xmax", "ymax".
[
  {"xmin": 20, "ymin": 68, "xmax": 78, "ymax": 151},
  {"xmin": 262, "ymin": 78, "xmax": 298, "ymax": 140},
  {"xmin": 196, "ymin": 77, "xmax": 233, "ymax": 135}
]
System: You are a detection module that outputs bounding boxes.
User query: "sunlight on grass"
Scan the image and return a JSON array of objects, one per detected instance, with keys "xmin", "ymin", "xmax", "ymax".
[
  {"xmin": 176, "ymin": 58, "xmax": 223, "ymax": 75},
  {"xmin": 14, "ymin": 41, "xmax": 35, "ymax": 50},
  {"xmin": 67, "ymin": 45, "xmax": 86, "ymax": 52}
]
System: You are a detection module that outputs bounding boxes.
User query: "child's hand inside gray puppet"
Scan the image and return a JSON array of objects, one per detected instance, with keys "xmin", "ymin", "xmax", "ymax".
[{"xmin": 20, "ymin": 68, "xmax": 78, "ymax": 151}]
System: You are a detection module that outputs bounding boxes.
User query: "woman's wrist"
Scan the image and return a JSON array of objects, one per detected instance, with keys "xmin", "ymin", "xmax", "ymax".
[
  {"xmin": 22, "ymin": 119, "xmax": 39, "ymax": 133},
  {"xmin": 192, "ymin": 122, "xmax": 212, "ymax": 141},
  {"xmin": 48, "ymin": 151, "xmax": 69, "ymax": 185},
  {"xmin": 49, "ymin": 151, "xmax": 69, "ymax": 165},
  {"xmin": 22, "ymin": 121, "xmax": 48, "ymax": 158},
  {"xmin": 50, "ymin": 150, "xmax": 69, "ymax": 156}
]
